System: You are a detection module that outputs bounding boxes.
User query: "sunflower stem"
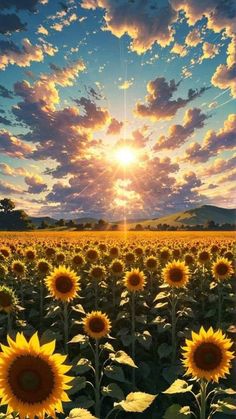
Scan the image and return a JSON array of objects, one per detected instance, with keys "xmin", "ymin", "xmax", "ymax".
[
  {"xmin": 95, "ymin": 280, "xmax": 98, "ymax": 310},
  {"xmin": 94, "ymin": 339, "xmax": 101, "ymax": 417},
  {"xmin": 7, "ymin": 312, "xmax": 12, "ymax": 334},
  {"xmin": 217, "ymin": 283, "xmax": 222, "ymax": 328},
  {"xmin": 39, "ymin": 277, "xmax": 44, "ymax": 328},
  {"xmin": 63, "ymin": 301, "xmax": 69, "ymax": 355},
  {"xmin": 171, "ymin": 289, "xmax": 177, "ymax": 365},
  {"xmin": 199, "ymin": 379, "xmax": 208, "ymax": 419},
  {"xmin": 131, "ymin": 291, "xmax": 136, "ymax": 389}
]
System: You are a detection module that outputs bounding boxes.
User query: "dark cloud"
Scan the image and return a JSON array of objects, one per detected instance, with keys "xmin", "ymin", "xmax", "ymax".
[
  {"xmin": 106, "ymin": 118, "xmax": 123, "ymax": 135},
  {"xmin": 154, "ymin": 108, "xmax": 209, "ymax": 150},
  {"xmin": 0, "ymin": 129, "xmax": 33, "ymax": 158},
  {"xmin": 0, "ymin": 84, "xmax": 14, "ymax": 99},
  {"xmin": 81, "ymin": 0, "xmax": 177, "ymax": 54},
  {"xmin": 134, "ymin": 77, "xmax": 209, "ymax": 121},
  {"xmin": 184, "ymin": 113, "xmax": 236, "ymax": 163},
  {"xmin": 0, "ymin": 115, "xmax": 12, "ymax": 126},
  {"xmin": 25, "ymin": 175, "xmax": 47, "ymax": 194},
  {"xmin": 0, "ymin": 13, "xmax": 26, "ymax": 34},
  {"xmin": 0, "ymin": 0, "xmax": 41, "ymax": 12}
]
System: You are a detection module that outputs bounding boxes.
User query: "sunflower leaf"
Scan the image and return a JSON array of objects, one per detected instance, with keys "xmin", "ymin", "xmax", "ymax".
[
  {"xmin": 76, "ymin": 358, "xmax": 92, "ymax": 374},
  {"xmin": 114, "ymin": 392, "xmax": 156, "ymax": 412},
  {"xmin": 110, "ymin": 350, "xmax": 137, "ymax": 368},
  {"xmin": 104, "ymin": 365, "xmax": 126, "ymax": 382},
  {"xmin": 69, "ymin": 334, "xmax": 89, "ymax": 344},
  {"xmin": 67, "ymin": 408, "xmax": 97, "ymax": 418},
  {"xmin": 212, "ymin": 397, "xmax": 236, "ymax": 415},
  {"xmin": 163, "ymin": 379, "xmax": 192, "ymax": 394},
  {"xmin": 164, "ymin": 404, "xmax": 191, "ymax": 418},
  {"xmin": 101, "ymin": 383, "xmax": 124, "ymax": 400}
]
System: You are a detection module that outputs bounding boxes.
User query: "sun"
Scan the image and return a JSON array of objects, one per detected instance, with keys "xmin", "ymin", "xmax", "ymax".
[{"xmin": 115, "ymin": 147, "xmax": 136, "ymax": 166}]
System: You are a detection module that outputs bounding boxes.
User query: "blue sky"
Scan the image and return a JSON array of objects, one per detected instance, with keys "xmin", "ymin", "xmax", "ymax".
[{"xmin": 0, "ymin": 0, "xmax": 235, "ymax": 219}]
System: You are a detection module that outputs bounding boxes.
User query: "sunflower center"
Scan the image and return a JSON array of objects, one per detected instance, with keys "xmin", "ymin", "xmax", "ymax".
[
  {"xmin": 0, "ymin": 291, "xmax": 12, "ymax": 307},
  {"xmin": 88, "ymin": 317, "xmax": 105, "ymax": 333},
  {"xmin": 193, "ymin": 342, "xmax": 222, "ymax": 371},
  {"xmin": 55, "ymin": 275, "xmax": 73, "ymax": 293},
  {"xmin": 169, "ymin": 267, "xmax": 183, "ymax": 282},
  {"xmin": 216, "ymin": 263, "xmax": 228, "ymax": 276},
  {"xmin": 128, "ymin": 274, "xmax": 141, "ymax": 286},
  {"xmin": 8, "ymin": 355, "xmax": 55, "ymax": 403}
]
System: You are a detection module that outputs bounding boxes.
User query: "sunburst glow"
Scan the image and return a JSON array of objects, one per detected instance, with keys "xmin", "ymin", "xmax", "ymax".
[{"xmin": 115, "ymin": 147, "xmax": 137, "ymax": 166}]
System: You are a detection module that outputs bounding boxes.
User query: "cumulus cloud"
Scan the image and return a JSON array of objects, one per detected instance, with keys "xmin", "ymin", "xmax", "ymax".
[
  {"xmin": 154, "ymin": 108, "xmax": 209, "ymax": 150},
  {"xmin": 134, "ymin": 77, "xmax": 209, "ymax": 121},
  {"xmin": 171, "ymin": 43, "xmax": 188, "ymax": 57},
  {"xmin": 0, "ymin": 180, "xmax": 23, "ymax": 195},
  {"xmin": 0, "ymin": 163, "xmax": 29, "ymax": 177},
  {"xmin": 106, "ymin": 118, "xmax": 123, "ymax": 135},
  {"xmin": 0, "ymin": 130, "xmax": 33, "ymax": 158},
  {"xmin": 201, "ymin": 42, "xmax": 220, "ymax": 61},
  {"xmin": 81, "ymin": 0, "xmax": 177, "ymax": 54},
  {"xmin": 51, "ymin": 13, "xmax": 77, "ymax": 32},
  {"xmin": 185, "ymin": 28, "xmax": 202, "ymax": 47},
  {"xmin": 37, "ymin": 25, "xmax": 49, "ymax": 36},
  {"xmin": 203, "ymin": 155, "xmax": 236, "ymax": 176},
  {"xmin": 0, "ymin": 38, "xmax": 58, "ymax": 71},
  {"xmin": 171, "ymin": 0, "xmax": 236, "ymax": 37},
  {"xmin": 211, "ymin": 36, "xmax": 236, "ymax": 97},
  {"xmin": 118, "ymin": 79, "xmax": 134, "ymax": 89},
  {"xmin": 184, "ymin": 113, "xmax": 236, "ymax": 163},
  {"xmin": 25, "ymin": 174, "xmax": 47, "ymax": 194},
  {"xmin": 218, "ymin": 169, "xmax": 236, "ymax": 183}
]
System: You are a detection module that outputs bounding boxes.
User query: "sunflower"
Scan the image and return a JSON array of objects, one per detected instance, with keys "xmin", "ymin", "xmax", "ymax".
[
  {"xmin": 182, "ymin": 327, "xmax": 234, "ymax": 382},
  {"xmin": 45, "ymin": 247, "xmax": 56, "ymax": 258},
  {"xmin": 124, "ymin": 269, "xmax": 146, "ymax": 292},
  {"xmin": 184, "ymin": 254, "xmax": 194, "ymax": 266},
  {"xmin": 72, "ymin": 254, "xmax": 84, "ymax": 268},
  {"xmin": 45, "ymin": 265, "xmax": 80, "ymax": 302},
  {"xmin": 125, "ymin": 252, "xmax": 136, "ymax": 265},
  {"xmin": 0, "ymin": 332, "xmax": 71, "ymax": 418},
  {"xmin": 37, "ymin": 259, "xmax": 51, "ymax": 275},
  {"xmin": 212, "ymin": 258, "xmax": 233, "ymax": 280},
  {"xmin": 83, "ymin": 311, "xmax": 111, "ymax": 339},
  {"xmin": 25, "ymin": 248, "xmax": 36, "ymax": 261},
  {"xmin": 110, "ymin": 259, "xmax": 124, "ymax": 277},
  {"xmin": 198, "ymin": 250, "xmax": 210, "ymax": 265},
  {"xmin": 159, "ymin": 247, "xmax": 170, "ymax": 262},
  {"xmin": 0, "ymin": 286, "xmax": 17, "ymax": 313},
  {"xmin": 86, "ymin": 248, "xmax": 99, "ymax": 263},
  {"xmin": 162, "ymin": 260, "xmax": 189, "ymax": 287},
  {"xmin": 109, "ymin": 246, "xmax": 119, "ymax": 259},
  {"xmin": 0, "ymin": 264, "xmax": 7, "ymax": 278},
  {"xmin": 145, "ymin": 256, "xmax": 158, "ymax": 272},
  {"xmin": 89, "ymin": 265, "xmax": 106, "ymax": 281},
  {"xmin": 11, "ymin": 260, "xmax": 25, "ymax": 277}
]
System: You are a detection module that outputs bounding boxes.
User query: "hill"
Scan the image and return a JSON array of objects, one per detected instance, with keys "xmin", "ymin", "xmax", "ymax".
[
  {"xmin": 29, "ymin": 216, "xmax": 57, "ymax": 227},
  {"xmin": 128, "ymin": 205, "xmax": 236, "ymax": 229}
]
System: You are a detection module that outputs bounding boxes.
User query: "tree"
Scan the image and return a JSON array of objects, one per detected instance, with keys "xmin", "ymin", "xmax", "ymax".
[{"xmin": 0, "ymin": 198, "xmax": 15, "ymax": 214}]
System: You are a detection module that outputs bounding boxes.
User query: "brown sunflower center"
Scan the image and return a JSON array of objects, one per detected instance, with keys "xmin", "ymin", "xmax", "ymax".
[
  {"xmin": 0, "ymin": 291, "xmax": 12, "ymax": 307},
  {"xmin": 55, "ymin": 275, "xmax": 73, "ymax": 293},
  {"xmin": 88, "ymin": 317, "xmax": 105, "ymax": 333},
  {"xmin": 8, "ymin": 355, "xmax": 55, "ymax": 403},
  {"xmin": 147, "ymin": 258, "xmax": 157, "ymax": 268},
  {"xmin": 168, "ymin": 267, "xmax": 183, "ymax": 282},
  {"xmin": 112, "ymin": 263, "xmax": 123, "ymax": 273},
  {"xmin": 92, "ymin": 267, "xmax": 103, "ymax": 278},
  {"xmin": 128, "ymin": 274, "xmax": 141, "ymax": 286},
  {"xmin": 216, "ymin": 263, "xmax": 229, "ymax": 276},
  {"xmin": 193, "ymin": 342, "xmax": 222, "ymax": 371},
  {"xmin": 199, "ymin": 251, "xmax": 209, "ymax": 261}
]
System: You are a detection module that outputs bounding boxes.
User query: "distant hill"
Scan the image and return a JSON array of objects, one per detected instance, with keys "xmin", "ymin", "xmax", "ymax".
[
  {"xmin": 128, "ymin": 205, "xmax": 236, "ymax": 229},
  {"xmin": 29, "ymin": 216, "xmax": 57, "ymax": 227}
]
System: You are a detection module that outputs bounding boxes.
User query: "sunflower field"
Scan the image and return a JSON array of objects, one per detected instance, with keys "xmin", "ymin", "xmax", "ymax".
[{"xmin": 0, "ymin": 231, "xmax": 235, "ymax": 419}]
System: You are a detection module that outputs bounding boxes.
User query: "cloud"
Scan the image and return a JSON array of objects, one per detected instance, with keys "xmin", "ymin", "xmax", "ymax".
[
  {"xmin": 0, "ymin": 163, "xmax": 29, "ymax": 177},
  {"xmin": 0, "ymin": 180, "xmax": 23, "ymax": 195},
  {"xmin": 134, "ymin": 77, "xmax": 209, "ymax": 121},
  {"xmin": 0, "ymin": 1, "xmax": 41, "ymax": 12},
  {"xmin": 0, "ymin": 84, "xmax": 13, "ymax": 99},
  {"xmin": 200, "ymin": 42, "xmax": 220, "ymax": 61},
  {"xmin": 25, "ymin": 174, "xmax": 47, "ymax": 194},
  {"xmin": 37, "ymin": 25, "xmax": 49, "ymax": 36},
  {"xmin": 185, "ymin": 28, "xmax": 202, "ymax": 47},
  {"xmin": 0, "ymin": 38, "xmax": 58, "ymax": 71},
  {"xmin": 203, "ymin": 155, "xmax": 236, "ymax": 176},
  {"xmin": 0, "ymin": 115, "xmax": 12, "ymax": 126},
  {"xmin": 218, "ymin": 169, "xmax": 236, "ymax": 183},
  {"xmin": 81, "ymin": 0, "xmax": 177, "ymax": 54},
  {"xmin": 154, "ymin": 108, "xmax": 209, "ymax": 150},
  {"xmin": 184, "ymin": 113, "xmax": 236, "ymax": 163},
  {"xmin": 51, "ymin": 13, "xmax": 77, "ymax": 32},
  {"xmin": 211, "ymin": 36, "xmax": 236, "ymax": 97},
  {"xmin": 0, "ymin": 130, "xmax": 33, "ymax": 158},
  {"xmin": 118, "ymin": 79, "xmax": 134, "ymax": 90},
  {"xmin": 14, "ymin": 60, "xmax": 86, "ymax": 111},
  {"xmin": 0, "ymin": 13, "xmax": 26, "ymax": 34},
  {"xmin": 171, "ymin": 0, "xmax": 236, "ymax": 37},
  {"xmin": 171, "ymin": 43, "xmax": 188, "ymax": 57},
  {"xmin": 106, "ymin": 118, "xmax": 123, "ymax": 135}
]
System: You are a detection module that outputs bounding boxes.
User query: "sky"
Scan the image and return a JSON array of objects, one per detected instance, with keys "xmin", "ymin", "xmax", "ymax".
[{"xmin": 0, "ymin": 0, "xmax": 235, "ymax": 220}]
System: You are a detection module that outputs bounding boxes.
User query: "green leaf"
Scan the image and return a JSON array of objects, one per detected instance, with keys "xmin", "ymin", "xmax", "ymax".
[
  {"xmin": 136, "ymin": 331, "xmax": 152, "ymax": 349},
  {"xmin": 69, "ymin": 334, "xmax": 89, "ymax": 344},
  {"xmin": 66, "ymin": 408, "xmax": 96, "ymax": 419},
  {"xmin": 68, "ymin": 377, "xmax": 87, "ymax": 395},
  {"xmin": 164, "ymin": 404, "xmax": 191, "ymax": 418},
  {"xmin": 101, "ymin": 383, "xmax": 124, "ymax": 400},
  {"xmin": 104, "ymin": 365, "xmax": 126, "ymax": 382},
  {"xmin": 114, "ymin": 392, "xmax": 156, "ymax": 412},
  {"xmin": 76, "ymin": 358, "xmax": 92, "ymax": 374},
  {"xmin": 212, "ymin": 398, "xmax": 236, "ymax": 415},
  {"xmin": 110, "ymin": 350, "xmax": 137, "ymax": 368},
  {"xmin": 158, "ymin": 343, "xmax": 172, "ymax": 359},
  {"xmin": 154, "ymin": 291, "xmax": 168, "ymax": 302},
  {"xmin": 163, "ymin": 379, "xmax": 192, "ymax": 394}
]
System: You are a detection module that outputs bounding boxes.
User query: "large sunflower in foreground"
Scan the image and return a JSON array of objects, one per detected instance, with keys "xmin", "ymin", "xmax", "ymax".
[
  {"xmin": 0, "ymin": 332, "xmax": 71, "ymax": 418},
  {"xmin": 212, "ymin": 258, "xmax": 233, "ymax": 280},
  {"xmin": 83, "ymin": 311, "xmax": 111, "ymax": 339},
  {"xmin": 182, "ymin": 327, "xmax": 234, "ymax": 382},
  {"xmin": 45, "ymin": 265, "xmax": 80, "ymax": 302},
  {"xmin": 124, "ymin": 269, "xmax": 146, "ymax": 292},
  {"xmin": 162, "ymin": 260, "xmax": 189, "ymax": 287}
]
